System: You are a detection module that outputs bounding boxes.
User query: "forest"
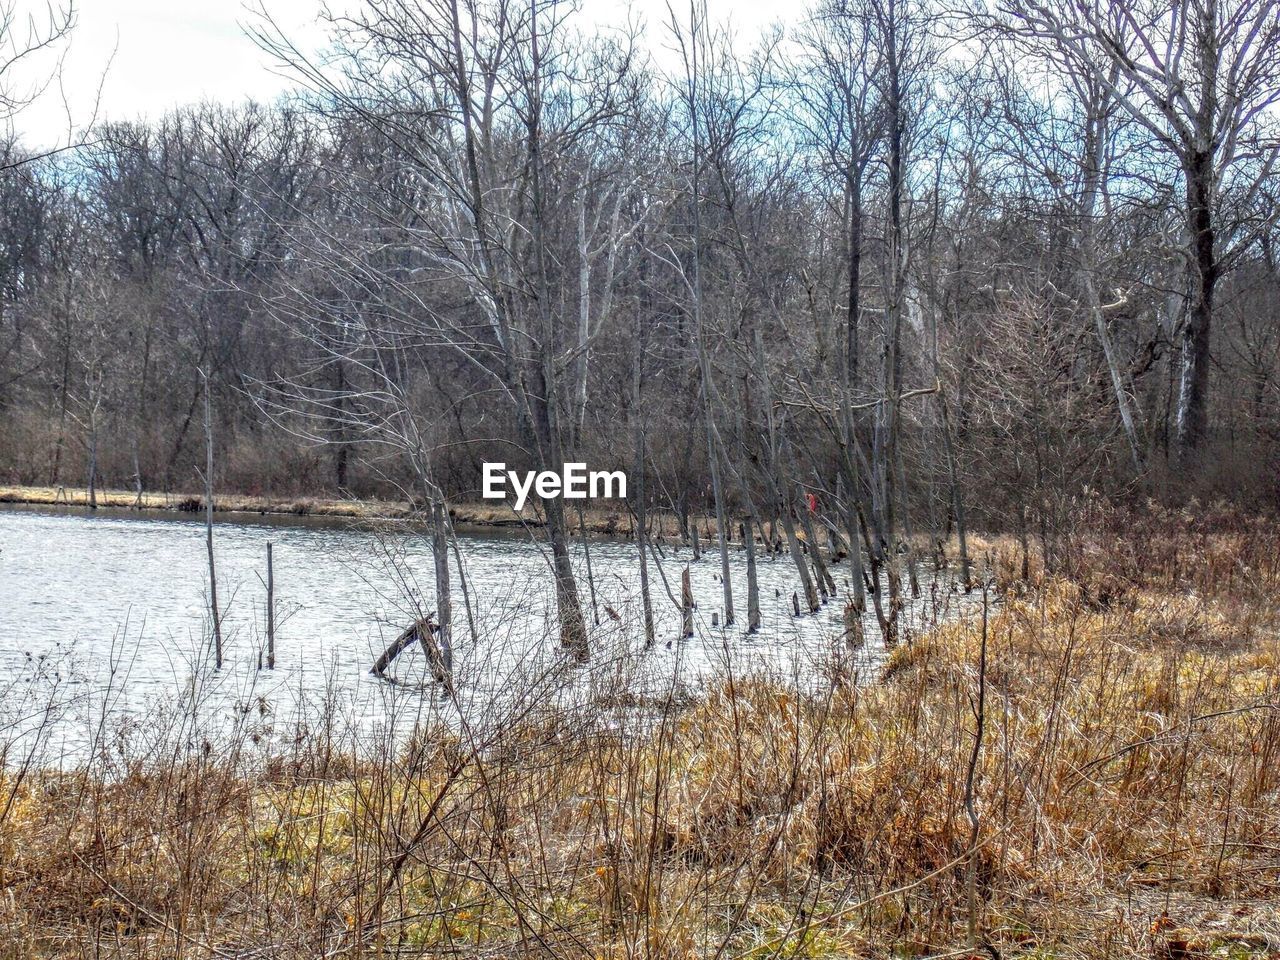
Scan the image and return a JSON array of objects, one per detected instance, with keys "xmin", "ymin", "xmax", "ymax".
[{"xmin": 1, "ymin": 0, "xmax": 1276, "ymax": 510}]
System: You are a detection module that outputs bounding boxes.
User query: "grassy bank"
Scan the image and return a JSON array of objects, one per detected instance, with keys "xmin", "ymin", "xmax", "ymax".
[
  {"xmin": 2, "ymin": 504, "xmax": 1278, "ymax": 958},
  {"xmin": 0, "ymin": 483, "xmax": 649, "ymax": 537}
]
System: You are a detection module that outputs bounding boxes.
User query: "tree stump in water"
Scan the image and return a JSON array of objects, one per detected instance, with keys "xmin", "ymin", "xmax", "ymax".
[
  {"xmin": 844, "ymin": 600, "xmax": 865, "ymax": 655},
  {"xmin": 681, "ymin": 566, "xmax": 694, "ymax": 638}
]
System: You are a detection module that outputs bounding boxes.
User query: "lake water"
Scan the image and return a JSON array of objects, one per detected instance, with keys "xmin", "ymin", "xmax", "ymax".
[{"xmin": 0, "ymin": 505, "xmax": 966, "ymax": 766}]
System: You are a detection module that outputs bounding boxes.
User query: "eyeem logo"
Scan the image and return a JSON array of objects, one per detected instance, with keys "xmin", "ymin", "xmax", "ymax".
[{"xmin": 482, "ymin": 462, "xmax": 627, "ymax": 512}]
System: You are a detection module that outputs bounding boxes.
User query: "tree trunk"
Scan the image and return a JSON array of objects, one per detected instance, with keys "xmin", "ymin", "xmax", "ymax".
[
  {"xmin": 266, "ymin": 541, "xmax": 275, "ymax": 670},
  {"xmin": 202, "ymin": 371, "xmax": 223, "ymax": 670},
  {"xmin": 781, "ymin": 504, "xmax": 819, "ymax": 614},
  {"xmin": 681, "ymin": 565, "xmax": 694, "ymax": 638},
  {"xmin": 1175, "ymin": 149, "xmax": 1216, "ymax": 455},
  {"xmin": 528, "ymin": 0, "xmax": 590, "ymax": 661},
  {"xmin": 939, "ymin": 393, "xmax": 972, "ymax": 591},
  {"xmin": 1080, "ymin": 89, "xmax": 1144, "ymax": 472},
  {"xmin": 431, "ymin": 499, "xmax": 454, "ymax": 690},
  {"xmin": 799, "ymin": 495, "xmax": 836, "ymax": 600},
  {"xmin": 894, "ymin": 440, "xmax": 921, "ymax": 600},
  {"xmin": 744, "ymin": 511, "xmax": 761, "ymax": 632},
  {"xmin": 547, "ymin": 495, "xmax": 588, "ymax": 660},
  {"xmin": 577, "ymin": 501, "xmax": 601, "ymax": 626},
  {"xmin": 371, "ymin": 618, "xmax": 440, "ymax": 678},
  {"xmin": 633, "ymin": 331, "xmax": 656, "ymax": 648},
  {"xmin": 85, "ymin": 414, "xmax": 98, "ymax": 511}
]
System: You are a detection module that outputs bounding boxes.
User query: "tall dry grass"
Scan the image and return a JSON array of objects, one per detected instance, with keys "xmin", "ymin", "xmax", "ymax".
[
  {"xmin": 2, "ymin": 501, "xmax": 1278, "ymax": 958},
  {"xmin": 0, "ymin": 484, "xmax": 695, "ymax": 539}
]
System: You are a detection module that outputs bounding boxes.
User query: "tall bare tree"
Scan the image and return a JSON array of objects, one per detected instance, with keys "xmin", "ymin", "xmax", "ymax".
[{"xmin": 998, "ymin": 0, "xmax": 1280, "ymax": 456}]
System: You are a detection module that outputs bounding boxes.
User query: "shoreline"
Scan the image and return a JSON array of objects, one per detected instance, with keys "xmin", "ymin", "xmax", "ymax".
[{"xmin": 0, "ymin": 483, "xmax": 671, "ymax": 538}]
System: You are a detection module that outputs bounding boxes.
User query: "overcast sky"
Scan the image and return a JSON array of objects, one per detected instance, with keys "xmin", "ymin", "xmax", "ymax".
[{"xmin": 12, "ymin": 0, "xmax": 791, "ymax": 150}]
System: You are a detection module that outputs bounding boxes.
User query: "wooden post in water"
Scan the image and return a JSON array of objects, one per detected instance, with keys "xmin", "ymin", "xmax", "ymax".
[
  {"xmin": 266, "ymin": 541, "xmax": 275, "ymax": 670},
  {"xmin": 681, "ymin": 565, "xmax": 694, "ymax": 638},
  {"xmin": 744, "ymin": 512, "xmax": 761, "ymax": 632}
]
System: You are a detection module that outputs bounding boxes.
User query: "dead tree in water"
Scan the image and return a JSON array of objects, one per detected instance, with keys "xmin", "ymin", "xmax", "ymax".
[
  {"xmin": 743, "ymin": 509, "xmax": 761, "ymax": 631},
  {"xmin": 430, "ymin": 501, "xmax": 453, "ymax": 683},
  {"xmin": 793, "ymin": 0, "xmax": 881, "ymax": 653},
  {"xmin": 200, "ymin": 368, "xmax": 223, "ymax": 670},
  {"xmin": 577, "ymin": 503, "xmax": 601, "ymax": 626},
  {"xmin": 265, "ymin": 541, "xmax": 275, "ymax": 669},
  {"xmin": 799, "ymin": 497, "xmax": 837, "ymax": 599},
  {"xmin": 445, "ymin": 510, "xmax": 479, "ymax": 645},
  {"xmin": 632, "ymin": 294, "xmax": 657, "ymax": 647},
  {"xmin": 780, "ymin": 497, "xmax": 820, "ymax": 613},
  {"xmin": 769, "ymin": 382, "xmax": 820, "ymax": 614},
  {"xmin": 371, "ymin": 617, "xmax": 450, "ymax": 691},
  {"xmin": 681, "ymin": 565, "xmax": 695, "ymax": 638},
  {"xmin": 672, "ymin": 0, "xmax": 735, "ymax": 626},
  {"xmin": 861, "ymin": 0, "xmax": 940, "ymax": 646}
]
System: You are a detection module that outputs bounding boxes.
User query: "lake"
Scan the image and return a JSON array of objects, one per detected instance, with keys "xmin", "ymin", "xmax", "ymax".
[{"xmin": 0, "ymin": 504, "xmax": 964, "ymax": 765}]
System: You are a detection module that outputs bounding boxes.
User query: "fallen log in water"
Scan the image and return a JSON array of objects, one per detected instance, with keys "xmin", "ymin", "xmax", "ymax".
[{"xmin": 371, "ymin": 617, "xmax": 450, "ymax": 691}]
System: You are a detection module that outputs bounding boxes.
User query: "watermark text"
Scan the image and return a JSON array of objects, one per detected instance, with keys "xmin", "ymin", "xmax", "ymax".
[{"xmin": 482, "ymin": 462, "xmax": 627, "ymax": 512}]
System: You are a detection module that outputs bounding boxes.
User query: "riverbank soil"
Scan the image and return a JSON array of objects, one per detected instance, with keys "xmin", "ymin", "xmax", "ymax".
[{"xmin": 1, "ymin": 502, "xmax": 1278, "ymax": 958}]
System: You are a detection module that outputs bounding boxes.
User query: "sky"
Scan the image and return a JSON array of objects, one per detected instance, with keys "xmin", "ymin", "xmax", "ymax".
[{"xmin": 10, "ymin": 0, "xmax": 793, "ymax": 151}]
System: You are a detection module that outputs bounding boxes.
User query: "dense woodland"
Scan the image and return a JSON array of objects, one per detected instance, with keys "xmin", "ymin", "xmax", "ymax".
[{"xmin": 2, "ymin": 0, "xmax": 1280, "ymax": 648}]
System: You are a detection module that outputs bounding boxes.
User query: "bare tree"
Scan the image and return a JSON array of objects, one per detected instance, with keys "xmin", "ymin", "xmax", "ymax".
[
  {"xmin": 792, "ymin": 0, "xmax": 884, "ymax": 640},
  {"xmin": 998, "ymin": 0, "xmax": 1280, "ymax": 456},
  {"xmin": 668, "ymin": 0, "xmax": 736, "ymax": 627},
  {"xmin": 251, "ymin": 0, "xmax": 644, "ymax": 659}
]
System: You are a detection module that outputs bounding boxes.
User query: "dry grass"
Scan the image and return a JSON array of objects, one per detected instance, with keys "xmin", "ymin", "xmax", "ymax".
[
  {"xmin": 0, "ymin": 484, "xmax": 658, "ymax": 537},
  {"xmin": 0, "ymin": 482, "xmax": 403, "ymax": 518},
  {"xmin": 1, "ymin": 502, "xmax": 1278, "ymax": 958}
]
